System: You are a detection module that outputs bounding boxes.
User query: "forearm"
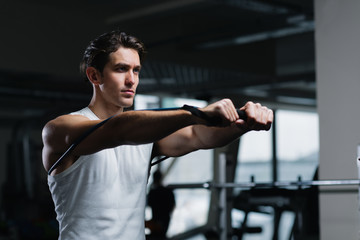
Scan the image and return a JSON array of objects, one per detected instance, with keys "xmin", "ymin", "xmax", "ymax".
[
  {"xmin": 105, "ymin": 109, "xmax": 202, "ymax": 146},
  {"xmin": 193, "ymin": 123, "xmax": 247, "ymax": 149},
  {"xmin": 150, "ymin": 100, "xmax": 273, "ymax": 158}
]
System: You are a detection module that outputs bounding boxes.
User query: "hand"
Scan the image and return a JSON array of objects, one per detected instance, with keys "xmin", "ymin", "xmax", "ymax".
[
  {"xmin": 200, "ymin": 99, "xmax": 239, "ymax": 127},
  {"xmin": 236, "ymin": 101, "xmax": 273, "ymax": 131}
]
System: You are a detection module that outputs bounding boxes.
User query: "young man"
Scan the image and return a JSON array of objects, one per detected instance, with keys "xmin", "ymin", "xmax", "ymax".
[{"xmin": 42, "ymin": 30, "xmax": 273, "ymax": 239}]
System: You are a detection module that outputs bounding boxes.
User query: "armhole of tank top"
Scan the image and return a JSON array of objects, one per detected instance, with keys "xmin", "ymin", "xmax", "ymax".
[
  {"xmin": 48, "ymin": 150, "xmax": 91, "ymax": 182},
  {"xmin": 48, "ymin": 108, "xmax": 92, "ymax": 181}
]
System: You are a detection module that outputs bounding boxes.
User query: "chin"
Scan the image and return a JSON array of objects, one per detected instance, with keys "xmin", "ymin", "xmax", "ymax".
[{"xmin": 121, "ymin": 100, "xmax": 134, "ymax": 108}]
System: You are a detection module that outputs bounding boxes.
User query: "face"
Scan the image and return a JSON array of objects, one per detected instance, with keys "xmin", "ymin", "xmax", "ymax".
[{"xmin": 96, "ymin": 47, "xmax": 141, "ymax": 109}]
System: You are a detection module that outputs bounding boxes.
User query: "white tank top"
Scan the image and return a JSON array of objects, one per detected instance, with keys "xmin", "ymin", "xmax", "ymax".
[{"xmin": 48, "ymin": 107, "xmax": 153, "ymax": 239}]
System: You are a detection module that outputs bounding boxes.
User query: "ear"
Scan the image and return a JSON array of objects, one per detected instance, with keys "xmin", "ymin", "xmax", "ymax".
[{"xmin": 86, "ymin": 67, "xmax": 102, "ymax": 85}]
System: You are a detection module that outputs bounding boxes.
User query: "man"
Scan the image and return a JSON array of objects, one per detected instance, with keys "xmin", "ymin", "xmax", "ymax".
[{"xmin": 42, "ymin": 30, "xmax": 273, "ymax": 239}]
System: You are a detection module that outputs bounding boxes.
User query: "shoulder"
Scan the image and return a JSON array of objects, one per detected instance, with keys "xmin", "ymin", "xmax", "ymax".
[
  {"xmin": 42, "ymin": 114, "xmax": 90, "ymax": 144},
  {"xmin": 41, "ymin": 113, "xmax": 95, "ymax": 160},
  {"xmin": 41, "ymin": 114, "xmax": 97, "ymax": 173}
]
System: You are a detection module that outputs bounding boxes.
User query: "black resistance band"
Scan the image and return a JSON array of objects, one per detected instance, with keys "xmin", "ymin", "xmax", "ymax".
[
  {"xmin": 47, "ymin": 115, "xmax": 114, "ymax": 175},
  {"xmin": 48, "ymin": 105, "xmax": 246, "ymax": 175}
]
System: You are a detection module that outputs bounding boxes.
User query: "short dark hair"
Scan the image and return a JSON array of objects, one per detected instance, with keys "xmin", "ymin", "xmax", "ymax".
[{"xmin": 80, "ymin": 30, "xmax": 146, "ymax": 81}]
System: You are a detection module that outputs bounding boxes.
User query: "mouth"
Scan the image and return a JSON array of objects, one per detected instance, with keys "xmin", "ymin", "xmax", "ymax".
[
  {"xmin": 122, "ymin": 89, "xmax": 134, "ymax": 93},
  {"xmin": 121, "ymin": 89, "xmax": 135, "ymax": 96}
]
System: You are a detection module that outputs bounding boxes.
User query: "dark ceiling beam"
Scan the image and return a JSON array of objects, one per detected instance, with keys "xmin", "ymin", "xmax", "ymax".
[
  {"xmin": 197, "ymin": 19, "xmax": 314, "ymax": 48},
  {"xmin": 106, "ymin": 0, "xmax": 206, "ymax": 24},
  {"xmin": 256, "ymin": 0, "xmax": 314, "ymax": 15},
  {"xmin": 219, "ymin": 0, "xmax": 290, "ymax": 14}
]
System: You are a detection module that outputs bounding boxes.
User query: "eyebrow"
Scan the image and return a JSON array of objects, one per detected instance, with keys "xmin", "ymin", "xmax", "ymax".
[{"xmin": 113, "ymin": 62, "xmax": 141, "ymax": 69}]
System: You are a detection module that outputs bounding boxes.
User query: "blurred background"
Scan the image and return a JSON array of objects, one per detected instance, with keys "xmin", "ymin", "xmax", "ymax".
[{"xmin": 0, "ymin": 0, "xmax": 359, "ymax": 239}]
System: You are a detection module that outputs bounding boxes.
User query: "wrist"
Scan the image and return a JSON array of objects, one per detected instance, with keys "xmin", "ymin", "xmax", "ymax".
[{"xmin": 181, "ymin": 105, "xmax": 220, "ymax": 126}]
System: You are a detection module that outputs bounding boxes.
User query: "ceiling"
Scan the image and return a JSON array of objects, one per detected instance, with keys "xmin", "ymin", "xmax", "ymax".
[{"xmin": 0, "ymin": 0, "xmax": 315, "ymax": 126}]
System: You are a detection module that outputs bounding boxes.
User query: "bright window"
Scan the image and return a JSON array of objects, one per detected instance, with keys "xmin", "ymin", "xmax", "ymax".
[
  {"xmin": 236, "ymin": 129, "xmax": 273, "ymax": 183},
  {"xmin": 276, "ymin": 109, "xmax": 319, "ymax": 181}
]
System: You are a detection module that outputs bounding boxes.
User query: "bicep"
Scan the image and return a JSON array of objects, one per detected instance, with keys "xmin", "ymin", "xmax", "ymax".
[
  {"xmin": 42, "ymin": 115, "xmax": 127, "ymax": 174},
  {"xmin": 42, "ymin": 115, "xmax": 109, "ymax": 160}
]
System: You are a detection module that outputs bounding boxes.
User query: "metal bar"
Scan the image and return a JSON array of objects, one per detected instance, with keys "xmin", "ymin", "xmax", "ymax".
[
  {"xmin": 168, "ymin": 224, "xmax": 209, "ymax": 240},
  {"xmin": 167, "ymin": 182, "xmax": 211, "ymax": 189},
  {"xmin": 218, "ymin": 153, "xmax": 227, "ymax": 240},
  {"xmin": 272, "ymin": 111, "xmax": 277, "ymax": 182},
  {"xmin": 167, "ymin": 179, "xmax": 360, "ymax": 190},
  {"xmin": 23, "ymin": 131, "xmax": 33, "ymax": 199}
]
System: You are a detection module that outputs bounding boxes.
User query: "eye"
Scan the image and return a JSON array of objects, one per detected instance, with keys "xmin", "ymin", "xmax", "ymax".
[
  {"xmin": 133, "ymin": 67, "xmax": 141, "ymax": 75},
  {"xmin": 116, "ymin": 66, "xmax": 127, "ymax": 72}
]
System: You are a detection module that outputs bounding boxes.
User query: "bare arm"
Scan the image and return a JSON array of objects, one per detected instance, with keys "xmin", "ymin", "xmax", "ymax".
[
  {"xmin": 42, "ymin": 109, "xmax": 205, "ymax": 174},
  {"xmin": 153, "ymin": 101, "xmax": 273, "ymax": 158},
  {"xmin": 42, "ymin": 99, "xmax": 272, "ymax": 175}
]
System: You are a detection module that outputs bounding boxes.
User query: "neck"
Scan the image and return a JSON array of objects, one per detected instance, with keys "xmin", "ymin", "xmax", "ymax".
[{"xmin": 88, "ymin": 97, "xmax": 125, "ymax": 119}]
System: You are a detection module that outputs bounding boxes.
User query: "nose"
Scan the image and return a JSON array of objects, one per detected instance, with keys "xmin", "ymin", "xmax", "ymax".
[{"xmin": 125, "ymin": 71, "xmax": 136, "ymax": 86}]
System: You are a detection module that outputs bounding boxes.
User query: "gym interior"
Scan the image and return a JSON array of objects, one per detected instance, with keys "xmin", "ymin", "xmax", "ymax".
[{"xmin": 0, "ymin": 0, "xmax": 359, "ymax": 239}]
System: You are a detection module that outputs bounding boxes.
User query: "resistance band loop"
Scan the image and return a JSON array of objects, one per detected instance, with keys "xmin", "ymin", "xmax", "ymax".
[{"xmin": 48, "ymin": 105, "xmax": 246, "ymax": 175}]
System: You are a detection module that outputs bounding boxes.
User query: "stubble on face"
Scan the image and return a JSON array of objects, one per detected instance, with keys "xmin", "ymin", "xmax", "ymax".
[{"xmin": 100, "ymin": 47, "xmax": 141, "ymax": 110}]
